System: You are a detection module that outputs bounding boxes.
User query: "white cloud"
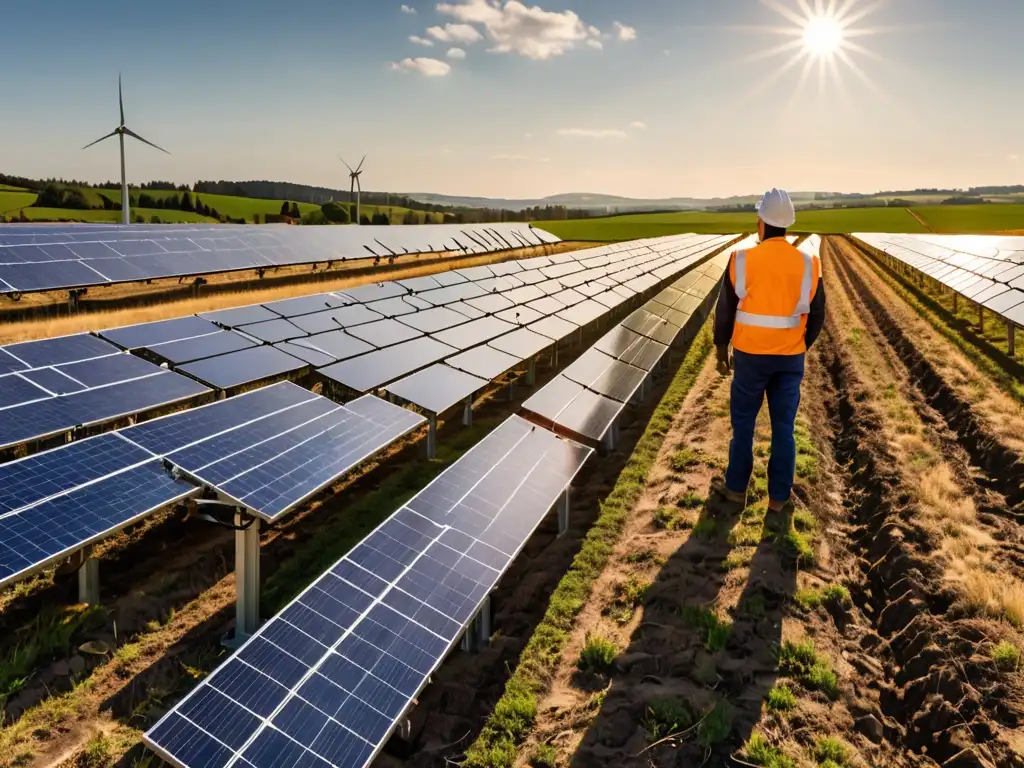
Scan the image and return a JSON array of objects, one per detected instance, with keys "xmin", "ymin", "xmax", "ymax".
[
  {"xmin": 614, "ymin": 21, "xmax": 637, "ymax": 41},
  {"xmin": 401, "ymin": 4, "xmax": 416, "ymax": 13},
  {"xmin": 586, "ymin": 39, "xmax": 603, "ymax": 50},
  {"xmin": 427, "ymin": 22, "xmax": 484, "ymax": 44},
  {"xmin": 437, "ymin": 0, "xmax": 602, "ymax": 60},
  {"xmin": 390, "ymin": 57, "xmax": 453, "ymax": 76},
  {"xmin": 447, "ymin": 47, "xmax": 467, "ymax": 59},
  {"xmin": 630, "ymin": 121, "xmax": 647, "ymax": 129},
  {"xmin": 490, "ymin": 153, "xmax": 532, "ymax": 161},
  {"xmin": 409, "ymin": 35, "xmax": 434, "ymax": 46},
  {"xmin": 558, "ymin": 128, "xmax": 628, "ymax": 139}
]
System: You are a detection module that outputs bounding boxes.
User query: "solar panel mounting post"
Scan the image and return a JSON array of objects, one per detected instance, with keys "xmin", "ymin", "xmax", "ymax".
[
  {"xmin": 461, "ymin": 594, "xmax": 492, "ymax": 653},
  {"xmin": 1009, "ymin": 322, "xmax": 1017, "ymax": 357},
  {"xmin": 526, "ymin": 357, "xmax": 537, "ymax": 387},
  {"xmin": 232, "ymin": 509, "xmax": 261, "ymax": 646},
  {"xmin": 77, "ymin": 546, "xmax": 100, "ymax": 605},
  {"xmin": 462, "ymin": 396, "xmax": 473, "ymax": 427},
  {"xmin": 427, "ymin": 414, "xmax": 437, "ymax": 460},
  {"xmin": 557, "ymin": 486, "xmax": 571, "ymax": 538}
]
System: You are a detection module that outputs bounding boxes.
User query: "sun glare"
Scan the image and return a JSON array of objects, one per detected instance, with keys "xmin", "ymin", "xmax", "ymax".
[{"xmin": 802, "ymin": 14, "xmax": 844, "ymax": 58}]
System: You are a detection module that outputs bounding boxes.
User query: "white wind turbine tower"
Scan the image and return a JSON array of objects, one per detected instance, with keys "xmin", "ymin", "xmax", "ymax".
[
  {"xmin": 340, "ymin": 154, "xmax": 366, "ymax": 224},
  {"xmin": 83, "ymin": 74, "xmax": 170, "ymax": 225}
]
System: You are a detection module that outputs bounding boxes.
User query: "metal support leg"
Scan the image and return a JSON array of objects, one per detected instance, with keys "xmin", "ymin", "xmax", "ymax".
[
  {"xmin": 640, "ymin": 376, "xmax": 652, "ymax": 401},
  {"xmin": 1009, "ymin": 322, "xmax": 1017, "ymax": 357},
  {"xmin": 77, "ymin": 547, "xmax": 100, "ymax": 605},
  {"xmin": 460, "ymin": 595, "xmax": 492, "ymax": 653},
  {"xmin": 601, "ymin": 419, "xmax": 618, "ymax": 453},
  {"xmin": 427, "ymin": 415, "xmax": 437, "ymax": 460},
  {"xmin": 953, "ymin": 293, "xmax": 958, "ymax": 313},
  {"xmin": 462, "ymin": 397, "xmax": 473, "ymax": 427},
  {"xmin": 526, "ymin": 358, "xmax": 536, "ymax": 387},
  {"xmin": 553, "ymin": 344, "xmax": 559, "ymax": 369},
  {"xmin": 557, "ymin": 487, "xmax": 570, "ymax": 538},
  {"xmin": 233, "ymin": 512, "xmax": 261, "ymax": 645}
]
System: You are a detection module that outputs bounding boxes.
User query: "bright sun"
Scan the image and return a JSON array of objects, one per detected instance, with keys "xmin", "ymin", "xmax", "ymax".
[{"xmin": 802, "ymin": 14, "xmax": 844, "ymax": 58}]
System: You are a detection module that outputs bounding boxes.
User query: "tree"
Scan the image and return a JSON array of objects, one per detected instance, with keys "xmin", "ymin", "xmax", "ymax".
[
  {"xmin": 180, "ymin": 192, "xmax": 195, "ymax": 212},
  {"xmin": 403, "ymin": 210, "xmax": 417, "ymax": 225},
  {"xmin": 360, "ymin": 213, "xmax": 371, "ymax": 225},
  {"xmin": 301, "ymin": 209, "xmax": 328, "ymax": 225},
  {"xmin": 289, "ymin": 202, "xmax": 300, "ymax": 219},
  {"xmin": 371, "ymin": 211, "xmax": 389, "ymax": 225},
  {"xmin": 280, "ymin": 200, "xmax": 290, "ymax": 217},
  {"xmin": 210, "ymin": 208, "xmax": 221, "ymax": 221},
  {"xmin": 253, "ymin": 213, "xmax": 261, "ymax": 224},
  {"xmin": 150, "ymin": 215, "xmax": 162, "ymax": 224},
  {"xmin": 321, "ymin": 201, "xmax": 350, "ymax": 224}
]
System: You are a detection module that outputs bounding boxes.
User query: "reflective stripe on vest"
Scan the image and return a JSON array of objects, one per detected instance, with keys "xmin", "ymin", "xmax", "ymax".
[{"xmin": 733, "ymin": 247, "xmax": 814, "ymax": 330}]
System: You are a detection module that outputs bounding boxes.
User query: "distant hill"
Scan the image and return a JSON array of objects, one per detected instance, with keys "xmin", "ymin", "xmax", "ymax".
[{"xmin": 405, "ymin": 191, "xmax": 821, "ymax": 213}]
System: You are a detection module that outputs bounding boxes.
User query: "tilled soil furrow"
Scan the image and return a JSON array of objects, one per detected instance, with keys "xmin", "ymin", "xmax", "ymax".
[
  {"xmin": 820, "ymin": 257, "xmax": 1024, "ymax": 767},
  {"xmin": 832, "ymin": 238, "xmax": 1024, "ymax": 513}
]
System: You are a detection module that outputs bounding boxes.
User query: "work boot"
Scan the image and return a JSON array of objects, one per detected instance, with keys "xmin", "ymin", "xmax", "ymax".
[
  {"xmin": 767, "ymin": 497, "xmax": 788, "ymax": 513},
  {"xmin": 712, "ymin": 479, "xmax": 747, "ymax": 506}
]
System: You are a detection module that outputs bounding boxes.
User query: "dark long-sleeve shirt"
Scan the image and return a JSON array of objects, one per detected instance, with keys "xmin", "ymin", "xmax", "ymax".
[{"xmin": 713, "ymin": 261, "xmax": 826, "ymax": 351}]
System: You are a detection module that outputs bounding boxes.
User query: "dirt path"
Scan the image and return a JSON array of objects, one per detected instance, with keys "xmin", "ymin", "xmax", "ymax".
[
  {"xmin": 907, "ymin": 209, "xmax": 933, "ymax": 232},
  {"xmin": 478, "ymin": 238, "xmax": 1024, "ymax": 768}
]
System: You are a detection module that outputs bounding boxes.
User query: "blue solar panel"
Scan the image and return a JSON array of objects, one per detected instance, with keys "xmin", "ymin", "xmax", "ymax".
[
  {"xmin": 145, "ymin": 415, "xmax": 591, "ymax": 768},
  {"xmin": 121, "ymin": 383, "xmax": 424, "ymax": 521},
  {"xmin": 320, "ymin": 338, "xmax": 457, "ymax": 393},
  {"xmin": 18, "ymin": 367, "xmax": 88, "ymax": 395},
  {"xmin": 0, "ymin": 374, "xmax": 50, "ymax": 409},
  {"xmin": 264, "ymin": 293, "xmax": 351, "ymax": 318},
  {"xmin": 56, "ymin": 354, "xmax": 165, "ymax": 389},
  {"xmin": 200, "ymin": 305, "xmax": 280, "ymax": 329},
  {"xmin": 100, "ymin": 316, "xmax": 221, "ymax": 350},
  {"xmin": 0, "ymin": 459, "xmax": 198, "ymax": 589},
  {"xmin": 292, "ymin": 331, "xmax": 373, "ymax": 363},
  {"xmin": 1, "ymin": 333, "xmax": 119, "ymax": 369},
  {"xmin": 0, "ymin": 371, "xmax": 210, "ymax": 450},
  {"xmin": 146, "ymin": 331, "xmax": 258, "ymax": 366},
  {"xmin": 235, "ymin": 318, "xmax": 307, "ymax": 344},
  {"xmin": 178, "ymin": 346, "xmax": 307, "ymax": 390},
  {"xmin": 289, "ymin": 306, "xmax": 384, "ymax": 336}
]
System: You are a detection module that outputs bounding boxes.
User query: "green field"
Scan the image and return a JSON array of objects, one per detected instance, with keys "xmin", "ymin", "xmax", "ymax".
[
  {"xmin": 537, "ymin": 207, "xmax": 930, "ymax": 240},
  {"xmin": 913, "ymin": 204, "xmax": 1024, "ymax": 233},
  {"xmin": 0, "ymin": 190, "xmax": 39, "ymax": 214},
  {"xmin": 11, "ymin": 207, "xmax": 217, "ymax": 224}
]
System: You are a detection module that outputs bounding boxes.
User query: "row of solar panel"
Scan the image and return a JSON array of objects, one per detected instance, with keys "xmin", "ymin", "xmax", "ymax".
[
  {"xmin": 0, "ymin": 223, "xmax": 562, "ymax": 293},
  {"xmin": 854, "ymin": 233, "xmax": 1024, "ymax": 326},
  {"xmin": 0, "ymin": 382, "xmax": 425, "ymax": 589},
  {"xmin": 520, "ymin": 236, "xmax": 760, "ymax": 444},
  {"xmin": 145, "ymin": 413, "xmax": 593, "ymax": 768},
  {"xmin": 0, "ymin": 233, "xmax": 733, "ymax": 454},
  {"xmin": 139, "ymin": 239, "xmax": 759, "ymax": 768}
]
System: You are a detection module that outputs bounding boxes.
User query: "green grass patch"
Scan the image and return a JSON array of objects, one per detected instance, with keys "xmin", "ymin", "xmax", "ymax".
[
  {"xmin": 576, "ymin": 634, "xmax": 618, "ymax": 674},
  {"xmin": 823, "ymin": 584, "xmax": 852, "ymax": 606},
  {"xmin": 262, "ymin": 420, "xmax": 500, "ymax": 613},
  {"xmin": 692, "ymin": 515, "xmax": 718, "ymax": 540},
  {"xmin": 677, "ymin": 492, "xmax": 705, "ymax": 510},
  {"xmin": 642, "ymin": 697, "xmax": 732, "ymax": 747},
  {"xmin": 530, "ymin": 743, "xmax": 558, "ymax": 767},
  {"xmin": 813, "ymin": 736, "xmax": 851, "ymax": 765},
  {"xmin": 609, "ymin": 575, "xmax": 650, "ymax": 624},
  {"xmin": 653, "ymin": 506, "xmax": 684, "ymax": 530},
  {"xmin": 794, "ymin": 588, "xmax": 823, "ymax": 611},
  {"xmin": 462, "ymin": 323, "xmax": 717, "ymax": 768},
  {"xmin": 779, "ymin": 640, "xmax": 840, "ymax": 699},
  {"xmin": 991, "ymin": 641, "xmax": 1021, "ymax": 672},
  {"xmin": 765, "ymin": 683, "xmax": 797, "ymax": 712},
  {"xmin": 0, "ymin": 190, "xmax": 38, "ymax": 215},
  {"xmin": 729, "ymin": 522, "xmax": 763, "ymax": 547},
  {"xmin": 0, "ymin": 604, "xmax": 105, "ymax": 704},
  {"xmin": 624, "ymin": 548, "xmax": 662, "ymax": 565},
  {"xmin": 80, "ymin": 733, "xmax": 114, "ymax": 767},
  {"xmin": 670, "ymin": 448, "xmax": 703, "ymax": 473},
  {"xmin": 914, "ymin": 203, "xmax": 1024, "ymax": 233},
  {"xmin": 680, "ymin": 606, "xmax": 733, "ymax": 653},
  {"xmin": 724, "ymin": 548, "xmax": 754, "ymax": 571},
  {"xmin": 743, "ymin": 733, "xmax": 796, "ymax": 768},
  {"xmin": 792, "ymin": 510, "xmax": 816, "ymax": 532}
]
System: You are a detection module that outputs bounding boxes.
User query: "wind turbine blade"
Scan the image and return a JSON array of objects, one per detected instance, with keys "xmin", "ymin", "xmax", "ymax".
[
  {"xmin": 339, "ymin": 155, "xmax": 354, "ymax": 173},
  {"xmin": 123, "ymin": 127, "xmax": 171, "ymax": 154},
  {"xmin": 356, "ymin": 154, "xmax": 367, "ymax": 173},
  {"xmin": 82, "ymin": 130, "xmax": 119, "ymax": 150},
  {"xmin": 119, "ymin": 73, "xmax": 125, "ymax": 125}
]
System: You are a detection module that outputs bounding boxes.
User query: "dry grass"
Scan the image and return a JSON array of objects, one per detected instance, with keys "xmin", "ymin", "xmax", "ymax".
[
  {"xmin": 0, "ymin": 242, "xmax": 590, "ymax": 344},
  {"xmin": 827, "ymin": 246, "xmax": 1024, "ymax": 628}
]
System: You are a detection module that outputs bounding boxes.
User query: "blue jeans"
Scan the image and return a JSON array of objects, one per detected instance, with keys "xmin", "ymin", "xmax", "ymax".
[{"xmin": 725, "ymin": 350, "xmax": 805, "ymax": 503}]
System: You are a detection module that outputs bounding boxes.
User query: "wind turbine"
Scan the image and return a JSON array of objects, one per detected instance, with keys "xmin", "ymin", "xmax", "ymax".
[
  {"xmin": 340, "ymin": 154, "xmax": 366, "ymax": 225},
  {"xmin": 83, "ymin": 74, "xmax": 170, "ymax": 225}
]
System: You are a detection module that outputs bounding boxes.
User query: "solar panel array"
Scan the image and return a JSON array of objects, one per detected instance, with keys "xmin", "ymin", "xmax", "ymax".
[
  {"xmin": 0, "ymin": 383, "xmax": 424, "ymax": 587},
  {"xmin": 521, "ymin": 236, "xmax": 758, "ymax": 444},
  {"xmin": 0, "ymin": 333, "xmax": 210, "ymax": 450},
  {"xmin": 145, "ymin": 414, "xmax": 593, "ymax": 768},
  {"xmin": 0, "ymin": 223, "xmax": 560, "ymax": 294},
  {"xmin": 854, "ymin": 233, "xmax": 1024, "ymax": 326}
]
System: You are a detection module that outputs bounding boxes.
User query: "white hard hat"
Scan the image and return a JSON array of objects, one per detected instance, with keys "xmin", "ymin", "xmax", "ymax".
[{"xmin": 755, "ymin": 188, "xmax": 796, "ymax": 229}]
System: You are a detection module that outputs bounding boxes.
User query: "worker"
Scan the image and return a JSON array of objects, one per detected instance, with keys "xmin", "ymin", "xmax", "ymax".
[{"xmin": 713, "ymin": 188, "xmax": 826, "ymax": 512}]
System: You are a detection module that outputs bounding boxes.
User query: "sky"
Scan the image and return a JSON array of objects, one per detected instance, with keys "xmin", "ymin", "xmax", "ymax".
[{"xmin": 0, "ymin": 0, "xmax": 1021, "ymax": 200}]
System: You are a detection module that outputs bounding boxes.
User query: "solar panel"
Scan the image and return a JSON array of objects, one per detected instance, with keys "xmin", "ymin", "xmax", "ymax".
[
  {"xmin": 432, "ymin": 317, "xmax": 518, "ymax": 351},
  {"xmin": 264, "ymin": 293, "xmax": 352, "ymax": 318},
  {"xmin": 1, "ymin": 333, "xmax": 119, "ymax": 369},
  {"xmin": 144, "ymin": 415, "xmax": 591, "ymax": 768},
  {"xmin": 320, "ymin": 338, "xmax": 458, "ymax": 393},
  {"xmin": 100, "ymin": 316, "xmax": 222, "ymax": 350},
  {"xmin": 384, "ymin": 364, "xmax": 489, "ymax": 415},
  {"xmin": 488, "ymin": 327, "xmax": 554, "ymax": 360},
  {"xmin": 274, "ymin": 341, "xmax": 338, "ymax": 368},
  {"xmin": 144, "ymin": 331, "xmax": 258, "ymax": 366},
  {"xmin": 18, "ymin": 367, "xmax": 87, "ymax": 395},
  {"xmin": 0, "ymin": 374, "xmax": 50, "ymax": 409},
  {"xmin": 178, "ymin": 346, "xmax": 307, "ymax": 390},
  {"xmin": 201, "ymin": 305, "xmax": 281, "ymax": 329},
  {"xmin": 621, "ymin": 309, "xmax": 681, "ymax": 346},
  {"xmin": 293, "ymin": 331, "xmax": 374, "ymax": 363},
  {"xmin": 236, "ymin": 318, "xmax": 307, "ymax": 344},
  {"xmin": 0, "ymin": 432, "xmax": 198, "ymax": 588},
  {"xmin": 363, "ymin": 296, "xmax": 433, "ymax": 318},
  {"xmin": 446, "ymin": 346, "xmax": 520, "ymax": 380},
  {"xmin": 123, "ymin": 384, "xmax": 424, "ymax": 522},
  {"xmin": 395, "ymin": 306, "xmax": 471, "ymax": 334},
  {"xmin": 289, "ymin": 306, "xmax": 385, "ymax": 336},
  {"xmin": 346, "ymin": 319, "xmax": 422, "ymax": 349}
]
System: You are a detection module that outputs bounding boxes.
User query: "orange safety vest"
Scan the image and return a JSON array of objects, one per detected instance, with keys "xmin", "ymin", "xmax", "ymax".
[{"xmin": 728, "ymin": 237, "xmax": 821, "ymax": 356}]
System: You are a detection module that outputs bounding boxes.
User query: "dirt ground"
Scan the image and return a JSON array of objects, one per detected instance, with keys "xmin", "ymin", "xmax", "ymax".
[{"xmin": 3, "ymin": 235, "xmax": 1024, "ymax": 768}]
